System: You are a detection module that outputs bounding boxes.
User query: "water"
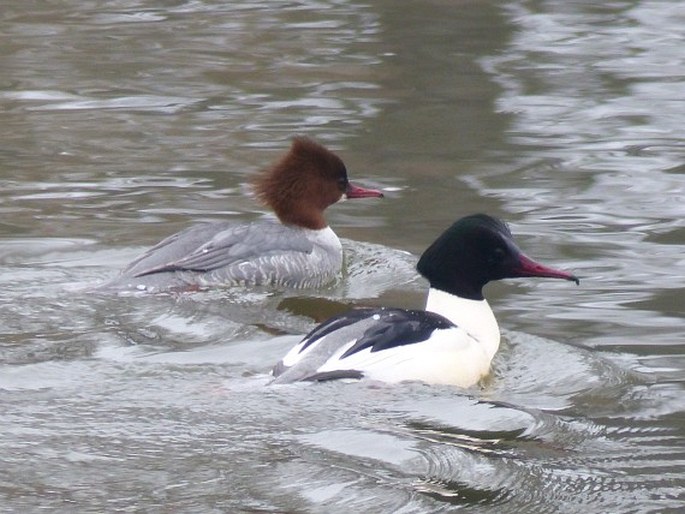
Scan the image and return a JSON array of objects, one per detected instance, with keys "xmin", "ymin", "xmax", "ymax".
[{"xmin": 1, "ymin": 0, "xmax": 684, "ymax": 512}]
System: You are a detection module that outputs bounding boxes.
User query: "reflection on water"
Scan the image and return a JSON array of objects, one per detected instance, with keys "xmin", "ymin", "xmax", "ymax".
[{"xmin": 1, "ymin": 0, "xmax": 684, "ymax": 512}]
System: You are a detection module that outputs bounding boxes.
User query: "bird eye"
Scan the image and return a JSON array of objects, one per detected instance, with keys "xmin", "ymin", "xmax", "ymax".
[{"xmin": 488, "ymin": 247, "xmax": 506, "ymax": 265}]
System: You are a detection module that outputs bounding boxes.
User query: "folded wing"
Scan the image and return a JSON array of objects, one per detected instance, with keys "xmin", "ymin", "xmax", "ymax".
[
  {"xmin": 120, "ymin": 220, "xmax": 315, "ymax": 278},
  {"xmin": 272, "ymin": 308, "xmax": 458, "ymax": 383}
]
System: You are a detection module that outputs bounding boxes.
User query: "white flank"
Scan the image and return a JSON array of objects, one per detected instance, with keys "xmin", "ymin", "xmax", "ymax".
[{"xmin": 276, "ymin": 288, "xmax": 502, "ymax": 387}]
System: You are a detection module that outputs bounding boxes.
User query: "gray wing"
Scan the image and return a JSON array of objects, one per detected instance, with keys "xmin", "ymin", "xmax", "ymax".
[{"xmin": 120, "ymin": 220, "xmax": 315, "ymax": 278}]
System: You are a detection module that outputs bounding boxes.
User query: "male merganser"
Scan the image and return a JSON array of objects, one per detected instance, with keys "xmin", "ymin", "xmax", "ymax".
[
  {"xmin": 101, "ymin": 137, "xmax": 383, "ymax": 292},
  {"xmin": 271, "ymin": 214, "xmax": 579, "ymax": 387}
]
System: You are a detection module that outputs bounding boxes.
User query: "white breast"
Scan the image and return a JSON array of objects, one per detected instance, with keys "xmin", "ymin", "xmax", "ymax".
[
  {"xmin": 306, "ymin": 226, "xmax": 343, "ymax": 260},
  {"xmin": 424, "ymin": 288, "xmax": 500, "ymax": 363}
]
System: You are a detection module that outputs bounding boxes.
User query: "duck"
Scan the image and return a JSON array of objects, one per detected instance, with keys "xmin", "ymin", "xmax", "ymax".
[
  {"xmin": 271, "ymin": 214, "xmax": 579, "ymax": 387},
  {"xmin": 101, "ymin": 137, "xmax": 383, "ymax": 292}
]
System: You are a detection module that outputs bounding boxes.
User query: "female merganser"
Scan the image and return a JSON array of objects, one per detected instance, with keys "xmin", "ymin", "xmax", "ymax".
[
  {"xmin": 271, "ymin": 214, "xmax": 579, "ymax": 387},
  {"xmin": 102, "ymin": 137, "xmax": 383, "ymax": 292}
]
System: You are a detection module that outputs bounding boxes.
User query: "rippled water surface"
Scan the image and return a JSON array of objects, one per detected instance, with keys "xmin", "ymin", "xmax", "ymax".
[{"xmin": 1, "ymin": 1, "xmax": 684, "ymax": 512}]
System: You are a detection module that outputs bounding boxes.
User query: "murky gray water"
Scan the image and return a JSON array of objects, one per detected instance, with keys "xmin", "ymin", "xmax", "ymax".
[{"xmin": 2, "ymin": 1, "xmax": 684, "ymax": 512}]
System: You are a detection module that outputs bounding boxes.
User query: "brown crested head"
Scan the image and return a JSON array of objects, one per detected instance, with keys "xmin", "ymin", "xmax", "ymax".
[{"xmin": 253, "ymin": 137, "xmax": 350, "ymax": 230}]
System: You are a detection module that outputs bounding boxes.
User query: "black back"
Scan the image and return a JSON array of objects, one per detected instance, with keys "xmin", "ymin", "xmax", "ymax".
[{"xmin": 299, "ymin": 307, "xmax": 455, "ymax": 357}]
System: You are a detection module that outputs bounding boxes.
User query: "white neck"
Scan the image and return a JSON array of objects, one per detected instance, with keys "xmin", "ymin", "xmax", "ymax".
[{"xmin": 425, "ymin": 288, "xmax": 501, "ymax": 361}]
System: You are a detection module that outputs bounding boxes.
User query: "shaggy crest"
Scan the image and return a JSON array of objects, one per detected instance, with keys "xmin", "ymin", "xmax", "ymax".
[{"xmin": 253, "ymin": 137, "xmax": 347, "ymax": 229}]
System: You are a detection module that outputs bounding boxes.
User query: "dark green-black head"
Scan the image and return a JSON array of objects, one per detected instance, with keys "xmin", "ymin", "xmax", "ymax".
[{"xmin": 416, "ymin": 214, "xmax": 579, "ymax": 300}]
